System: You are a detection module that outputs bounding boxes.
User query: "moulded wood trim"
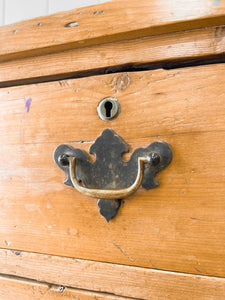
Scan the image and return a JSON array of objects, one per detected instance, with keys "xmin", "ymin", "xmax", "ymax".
[
  {"xmin": 1, "ymin": 25, "xmax": 225, "ymax": 87},
  {"xmin": 0, "ymin": 0, "xmax": 225, "ymax": 62}
]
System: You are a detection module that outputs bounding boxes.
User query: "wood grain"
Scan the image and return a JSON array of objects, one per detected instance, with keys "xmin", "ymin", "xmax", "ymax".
[
  {"xmin": 0, "ymin": 276, "xmax": 49, "ymax": 300},
  {"xmin": 0, "ymin": 132, "xmax": 225, "ymax": 277},
  {"xmin": 0, "ymin": 275, "xmax": 129, "ymax": 300},
  {"xmin": 1, "ymin": 0, "xmax": 225, "ymax": 62},
  {"xmin": 0, "ymin": 65, "xmax": 225, "ymax": 277},
  {"xmin": 1, "ymin": 1, "xmax": 225, "ymax": 297},
  {"xmin": 0, "ymin": 64, "xmax": 225, "ymax": 145},
  {"xmin": 1, "ymin": 25, "xmax": 225, "ymax": 86},
  {"xmin": 1, "ymin": 250, "xmax": 225, "ymax": 300}
]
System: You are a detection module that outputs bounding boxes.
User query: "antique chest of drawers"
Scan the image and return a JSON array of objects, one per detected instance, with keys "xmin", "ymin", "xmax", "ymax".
[{"xmin": 0, "ymin": 0, "xmax": 225, "ymax": 299}]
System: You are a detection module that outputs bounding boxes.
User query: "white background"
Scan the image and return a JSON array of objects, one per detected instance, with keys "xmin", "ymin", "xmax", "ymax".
[{"xmin": 0, "ymin": 0, "xmax": 108, "ymax": 26}]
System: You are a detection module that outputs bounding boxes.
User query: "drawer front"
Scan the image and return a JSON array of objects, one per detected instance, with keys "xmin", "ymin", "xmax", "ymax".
[{"xmin": 0, "ymin": 64, "xmax": 225, "ymax": 278}]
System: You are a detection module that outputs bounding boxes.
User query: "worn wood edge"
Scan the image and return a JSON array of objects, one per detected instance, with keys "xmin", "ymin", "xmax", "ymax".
[
  {"xmin": 1, "ymin": 25, "xmax": 225, "ymax": 87},
  {"xmin": 0, "ymin": 249, "xmax": 225, "ymax": 300},
  {"xmin": 0, "ymin": 275, "xmax": 131, "ymax": 300},
  {"xmin": 1, "ymin": 0, "xmax": 225, "ymax": 62}
]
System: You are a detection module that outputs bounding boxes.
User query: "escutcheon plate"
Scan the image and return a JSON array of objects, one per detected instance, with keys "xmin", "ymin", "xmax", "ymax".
[{"xmin": 54, "ymin": 129, "xmax": 172, "ymax": 221}]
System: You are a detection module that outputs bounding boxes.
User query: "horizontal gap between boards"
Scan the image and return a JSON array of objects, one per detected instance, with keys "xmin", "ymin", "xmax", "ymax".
[
  {"xmin": 0, "ymin": 273, "xmax": 139, "ymax": 300},
  {"xmin": 1, "ymin": 54, "xmax": 225, "ymax": 88}
]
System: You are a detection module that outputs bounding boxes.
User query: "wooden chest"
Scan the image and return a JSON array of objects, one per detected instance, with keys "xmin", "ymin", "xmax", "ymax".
[{"xmin": 0, "ymin": 1, "xmax": 225, "ymax": 299}]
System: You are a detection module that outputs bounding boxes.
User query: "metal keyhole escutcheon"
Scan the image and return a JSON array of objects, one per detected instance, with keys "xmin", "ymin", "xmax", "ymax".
[{"xmin": 97, "ymin": 97, "xmax": 120, "ymax": 121}]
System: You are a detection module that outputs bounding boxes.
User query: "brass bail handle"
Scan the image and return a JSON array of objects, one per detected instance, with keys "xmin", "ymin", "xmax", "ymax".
[
  {"xmin": 68, "ymin": 156, "xmax": 152, "ymax": 200},
  {"xmin": 54, "ymin": 129, "xmax": 172, "ymax": 220}
]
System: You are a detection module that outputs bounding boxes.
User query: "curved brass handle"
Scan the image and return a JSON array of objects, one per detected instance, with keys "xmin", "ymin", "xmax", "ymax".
[
  {"xmin": 54, "ymin": 129, "xmax": 172, "ymax": 221},
  {"xmin": 69, "ymin": 156, "xmax": 150, "ymax": 200}
]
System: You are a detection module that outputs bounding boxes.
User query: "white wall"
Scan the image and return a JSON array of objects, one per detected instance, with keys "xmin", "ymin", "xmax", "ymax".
[{"xmin": 0, "ymin": 0, "xmax": 108, "ymax": 26}]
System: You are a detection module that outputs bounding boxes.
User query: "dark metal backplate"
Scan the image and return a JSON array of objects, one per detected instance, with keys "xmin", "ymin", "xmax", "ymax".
[{"xmin": 54, "ymin": 129, "xmax": 172, "ymax": 221}]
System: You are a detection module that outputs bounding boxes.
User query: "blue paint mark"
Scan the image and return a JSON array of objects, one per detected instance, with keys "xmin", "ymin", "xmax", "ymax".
[
  {"xmin": 25, "ymin": 98, "xmax": 32, "ymax": 113},
  {"xmin": 213, "ymin": 0, "xmax": 220, "ymax": 6}
]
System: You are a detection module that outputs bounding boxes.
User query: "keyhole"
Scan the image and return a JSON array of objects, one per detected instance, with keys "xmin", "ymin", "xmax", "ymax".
[
  {"xmin": 97, "ymin": 97, "xmax": 120, "ymax": 121},
  {"xmin": 104, "ymin": 101, "xmax": 113, "ymax": 117}
]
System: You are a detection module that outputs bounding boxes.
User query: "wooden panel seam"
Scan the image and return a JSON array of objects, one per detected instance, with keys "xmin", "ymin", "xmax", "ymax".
[
  {"xmin": 1, "ymin": 249, "xmax": 225, "ymax": 300},
  {"xmin": 1, "ymin": 24, "xmax": 225, "ymax": 87},
  {"xmin": 1, "ymin": 246, "xmax": 225, "ymax": 280},
  {"xmin": 0, "ymin": 274, "xmax": 133, "ymax": 300}
]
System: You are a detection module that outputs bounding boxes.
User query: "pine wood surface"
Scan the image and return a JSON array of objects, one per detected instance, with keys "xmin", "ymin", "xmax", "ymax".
[
  {"xmin": 0, "ymin": 275, "xmax": 130, "ymax": 300},
  {"xmin": 1, "ymin": 250, "xmax": 225, "ymax": 300},
  {"xmin": 0, "ymin": 0, "xmax": 225, "ymax": 62},
  {"xmin": 1, "ymin": 0, "xmax": 225, "ymax": 298},
  {"xmin": 1, "ymin": 25, "xmax": 225, "ymax": 87},
  {"xmin": 0, "ymin": 276, "xmax": 49, "ymax": 300},
  {"xmin": 0, "ymin": 64, "xmax": 225, "ymax": 144},
  {"xmin": 0, "ymin": 64, "xmax": 225, "ymax": 278}
]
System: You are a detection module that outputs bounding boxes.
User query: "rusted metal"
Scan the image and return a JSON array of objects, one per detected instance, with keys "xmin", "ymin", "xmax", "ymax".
[{"xmin": 54, "ymin": 129, "xmax": 172, "ymax": 221}]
